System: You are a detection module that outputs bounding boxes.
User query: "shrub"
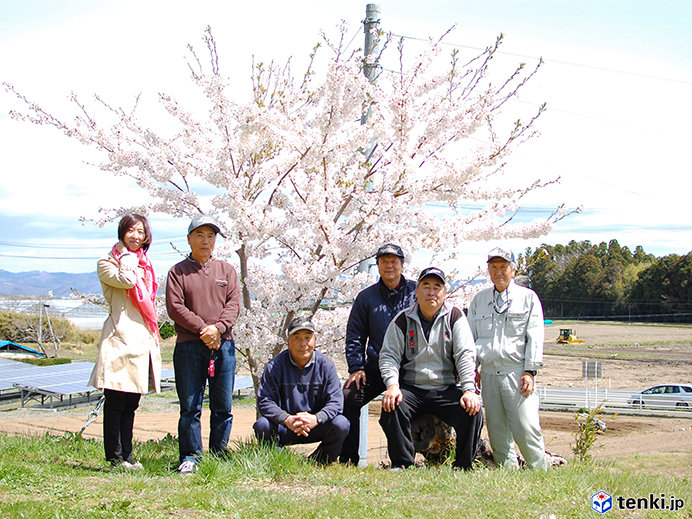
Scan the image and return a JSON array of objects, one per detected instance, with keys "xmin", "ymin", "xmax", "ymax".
[
  {"xmin": 0, "ymin": 309, "xmax": 89, "ymax": 344},
  {"xmin": 20, "ymin": 357, "xmax": 72, "ymax": 366},
  {"xmin": 571, "ymin": 405, "xmax": 615, "ymax": 463},
  {"xmin": 74, "ymin": 329, "xmax": 102, "ymax": 344},
  {"xmin": 159, "ymin": 321, "xmax": 176, "ymax": 340}
]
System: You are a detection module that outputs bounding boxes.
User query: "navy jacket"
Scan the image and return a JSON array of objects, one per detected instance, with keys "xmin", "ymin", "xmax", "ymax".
[
  {"xmin": 345, "ymin": 276, "xmax": 417, "ymax": 374},
  {"xmin": 257, "ymin": 349, "xmax": 343, "ymax": 426}
]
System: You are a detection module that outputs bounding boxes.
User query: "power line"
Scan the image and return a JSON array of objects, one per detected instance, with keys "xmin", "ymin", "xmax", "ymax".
[
  {"xmin": 0, "ymin": 251, "xmax": 181, "ymax": 260},
  {"xmin": 542, "ymin": 298, "xmax": 692, "ymax": 307},
  {"xmin": 0, "ymin": 238, "xmax": 187, "ymax": 249},
  {"xmin": 390, "ymin": 33, "xmax": 692, "ymax": 86}
]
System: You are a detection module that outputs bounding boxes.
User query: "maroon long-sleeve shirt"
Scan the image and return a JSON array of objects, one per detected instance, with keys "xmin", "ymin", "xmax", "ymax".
[{"xmin": 165, "ymin": 255, "xmax": 242, "ymax": 343}]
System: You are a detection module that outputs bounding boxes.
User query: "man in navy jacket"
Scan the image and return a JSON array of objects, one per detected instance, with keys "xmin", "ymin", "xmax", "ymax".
[
  {"xmin": 340, "ymin": 244, "xmax": 416, "ymax": 465},
  {"xmin": 254, "ymin": 316, "xmax": 349, "ymax": 464}
]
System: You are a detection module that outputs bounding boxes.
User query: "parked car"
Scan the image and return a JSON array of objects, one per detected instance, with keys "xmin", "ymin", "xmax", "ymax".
[{"xmin": 627, "ymin": 384, "xmax": 692, "ymax": 409}]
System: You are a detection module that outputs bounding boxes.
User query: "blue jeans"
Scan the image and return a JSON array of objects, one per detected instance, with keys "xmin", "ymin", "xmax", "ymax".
[{"xmin": 174, "ymin": 339, "xmax": 236, "ymax": 463}]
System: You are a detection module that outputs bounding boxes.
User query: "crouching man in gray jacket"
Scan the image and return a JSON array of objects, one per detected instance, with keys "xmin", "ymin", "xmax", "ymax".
[{"xmin": 379, "ymin": 267, "xmax": 483, "ymax": 470}]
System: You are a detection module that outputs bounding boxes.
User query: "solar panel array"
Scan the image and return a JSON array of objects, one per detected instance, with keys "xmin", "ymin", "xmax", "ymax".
[
  {"xmin": 0, "ymin": 357, "xmax": 43, "ymax": 391},
  {"xmin": 1, "ymin": 358, "xmax": 96, "ymax": 395},
  {"xmin": 1, "ymin": 358, "xmax": 254, "ymax": 394}
]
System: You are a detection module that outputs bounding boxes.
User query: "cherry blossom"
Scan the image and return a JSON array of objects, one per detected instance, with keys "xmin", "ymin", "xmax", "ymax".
[{"xmin": 4, "ymin": 26, "xmax": 569, "ymax": 391}]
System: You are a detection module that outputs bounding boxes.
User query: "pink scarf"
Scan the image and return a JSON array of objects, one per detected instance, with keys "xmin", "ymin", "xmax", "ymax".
[{"xmin": 111, "ymin": 244, "xmax": 160, "ymax": 342}]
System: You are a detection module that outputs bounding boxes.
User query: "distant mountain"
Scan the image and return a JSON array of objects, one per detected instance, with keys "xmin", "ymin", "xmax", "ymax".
[{"xmin": 0, "ymin": 269, "xmax": 101, "ymax": 297}]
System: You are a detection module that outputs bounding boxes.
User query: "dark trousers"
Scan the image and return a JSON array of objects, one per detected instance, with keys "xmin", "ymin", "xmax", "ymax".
[
  {"xmin": 253, "ymin": 415, "xmax": 350, "ymax": 465},
  {"xmin": 340, "ymin": 368, "xmax": 386, "ymax": 464},
  {"xmin": 379, "ymin": 384, "xmax": 484, "ymax": 469},
  {"xmin": 103, "ymin": 388, "xmax": 141, "ymax": 464}
]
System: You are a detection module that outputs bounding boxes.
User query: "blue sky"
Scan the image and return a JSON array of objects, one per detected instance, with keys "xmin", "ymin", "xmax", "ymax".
[{"xmin": 1, "ymin": 0, "xmax": 691, "ymax": 277}]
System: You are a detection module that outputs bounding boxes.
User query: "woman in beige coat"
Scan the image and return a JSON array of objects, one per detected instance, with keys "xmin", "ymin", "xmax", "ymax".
[{"xmin": 88, "ymin": 214, "xmax": 162, "ymax": 469}]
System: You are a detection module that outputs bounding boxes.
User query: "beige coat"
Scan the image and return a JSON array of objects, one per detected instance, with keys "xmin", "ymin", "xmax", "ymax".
[{"xmin": 88, "ymin": 252, "xmax": 162, "ymax": 394}]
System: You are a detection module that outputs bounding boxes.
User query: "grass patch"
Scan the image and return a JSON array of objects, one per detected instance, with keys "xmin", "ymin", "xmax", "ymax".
[
  {"xmin": 14, "ymin": 357, "xmax": 72, "ymax": 366},
  {"xmin": 0, "ymin": 432, "xmax": 689, "ymax": 518},
  {"xmin": 606, "ymin": 452, "xmax": 692, "ymax": 478},
  {"xmin": 549, "ymin": 320, "xmax": 692, "ymax": 329},
  {"xmin": 544, "ymin": 349, "xmax": 666, "ymax": 361},
  {"xmin": 548, "ymin": 340, "xmax": 692, "ymax": 349}
]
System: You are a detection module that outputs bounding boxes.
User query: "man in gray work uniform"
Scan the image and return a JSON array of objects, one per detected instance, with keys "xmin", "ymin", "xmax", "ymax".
[{"xmin": 467, "ymin": 247, "xmax": 547, "ymax": 469}]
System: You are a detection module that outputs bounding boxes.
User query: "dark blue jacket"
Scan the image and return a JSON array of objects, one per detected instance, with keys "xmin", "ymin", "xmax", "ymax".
[
  {"xmin": 345, "ymin": 276, "xmax": 417, "ymax": 374},
  {"xmin": 257, "ymin": 349, "xmax": 343, "ymax": 426}
]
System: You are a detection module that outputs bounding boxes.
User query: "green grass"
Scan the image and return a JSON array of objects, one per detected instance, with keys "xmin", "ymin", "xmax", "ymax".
[{"xmin": 0, "ymin": 433, "xmax": 689, "ymax": 518}]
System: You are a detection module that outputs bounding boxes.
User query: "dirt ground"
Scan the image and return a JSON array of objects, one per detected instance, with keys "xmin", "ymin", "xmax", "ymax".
[
  {"xmin": 540, "ymin": 322, "xmax": 692, "ymax": 389},
  {"xmin": 0, "ymin": 322, "xmax": 690, "ymax": 474}
]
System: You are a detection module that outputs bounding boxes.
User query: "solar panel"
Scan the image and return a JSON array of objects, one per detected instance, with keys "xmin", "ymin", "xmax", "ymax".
[
  {"xmin": 0, "ymin": 358, "xmax": 42, "ymax": 391},
  {"xmin": 3, "ymin": 357, "xmax": 255, "ymax": 407},
  {"xmin": 10, "ymin": 362, "xmax": 95, "ymax": 389},
  {"xmin": 234, "ymin": 375, "xmax": 253, "ymax": 391},
  {"xmin": 11, "ymin": 362, "xmax": 97, "ymax": 400}
]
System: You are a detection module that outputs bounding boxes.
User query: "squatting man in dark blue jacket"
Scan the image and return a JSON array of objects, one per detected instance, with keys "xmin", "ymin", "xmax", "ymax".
[
  {"xmin": 253, "ymin": 316, "xmax": 350, "ymax": 464},
  {"xmin": 340, "ymin": 244, "xmax": 417, "ymax": 465}
]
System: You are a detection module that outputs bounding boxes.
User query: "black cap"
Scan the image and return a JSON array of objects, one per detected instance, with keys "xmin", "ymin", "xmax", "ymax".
[
  {"xmin": 417, "ymin": 267, "xmax": 446, "ymax": 285},
  {"xmin": 287, "ymin": 316, "xmax": 316, "ymax": 336},
  {"xmin": 376, "ymin": 243, "xmax": 404, "ymax": 260}
]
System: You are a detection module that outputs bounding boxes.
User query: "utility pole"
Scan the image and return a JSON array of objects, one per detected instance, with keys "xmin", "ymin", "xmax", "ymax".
[
  {"xmin": 361, "ymin": 3, "xmax": 381, "ymax": 122},
  {"xmin": 37, "ymin": 298, "xmax": 43, "ymax": 350},
  {"xmin": 43, "ymin": 302, "xmax": 60, "ymax": 357},
  {"xmin": 356, "ymin": 3, "xmax": 381, "ymax": 469}
]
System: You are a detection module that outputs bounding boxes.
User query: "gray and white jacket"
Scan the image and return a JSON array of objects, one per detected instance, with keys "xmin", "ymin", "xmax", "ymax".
[
  {"xmin": 379, "ymin": 301, "xmax": 477, "ymax": 392},
  {"xmin": 467, "ymin": 280, "xmax": 544, "ymax": 375}
]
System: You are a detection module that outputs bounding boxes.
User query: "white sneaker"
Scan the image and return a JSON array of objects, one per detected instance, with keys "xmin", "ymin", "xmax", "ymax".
[
  {"xmin": 178, "ymin": 460, "xmax": 198, "ymax": 474},
  {"xmin": 122, "ymin": 461, "xmax": 143, "ymax": 470}
]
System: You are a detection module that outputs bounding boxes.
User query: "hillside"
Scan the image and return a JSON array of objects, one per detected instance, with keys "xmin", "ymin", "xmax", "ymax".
[{"xmin": 0, "ymin": 269, "xmax": 100, "ymax": 297}]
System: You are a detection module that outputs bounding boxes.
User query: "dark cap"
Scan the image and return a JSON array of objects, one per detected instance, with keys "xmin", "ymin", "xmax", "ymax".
[
  {"xmin": 487, "ymin": 247, "xmax": 516, "ymax": 266},
  {"xmin": 417, "ymin": 267, "xmax": 446, "ymax": 285},
  {"xmin": 188, "ymin": 215, "xmax": 221, "ymax": 235},
  {"xmin": 376, "ymin": 243, "xmax": 404, "ymax": 260},
  {"xmin": 287, "ymin": 316, "xmax": 316, "ymax": 336}
]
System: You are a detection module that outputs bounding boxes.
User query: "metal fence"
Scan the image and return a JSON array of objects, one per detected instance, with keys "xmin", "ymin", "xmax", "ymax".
[{"xmin": 536, "ymin": 386, "xmax": 692, "ymax": 417}]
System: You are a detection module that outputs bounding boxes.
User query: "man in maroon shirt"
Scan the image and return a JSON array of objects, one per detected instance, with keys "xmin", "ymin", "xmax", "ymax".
[{"xmin": 166, "ymin": 215, "xmax": 242, "ymax": 474}]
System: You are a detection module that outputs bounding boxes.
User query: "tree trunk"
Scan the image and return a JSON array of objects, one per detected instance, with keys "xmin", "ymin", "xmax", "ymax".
[{"xmin": 410, "ymin": 414, "xmax": 455, "ymax": 463}]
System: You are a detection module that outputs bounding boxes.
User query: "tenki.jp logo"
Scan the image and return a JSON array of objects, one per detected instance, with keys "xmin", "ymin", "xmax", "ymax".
[
  {"xmin": 591, "ymin": 491, "xmax": 684, "ymax": 513},
  {"xmin": 591, "ymin": 491, "xmax": 613, "ymax": 514}
]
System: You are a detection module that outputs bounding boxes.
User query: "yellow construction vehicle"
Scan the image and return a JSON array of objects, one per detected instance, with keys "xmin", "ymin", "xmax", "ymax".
[{"xmin": 557, "ymin": 328, "xmax": 586, "ymax": 344}]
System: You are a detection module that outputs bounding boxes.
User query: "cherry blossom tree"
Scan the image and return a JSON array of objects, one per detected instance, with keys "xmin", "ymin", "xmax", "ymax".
[{"xmin": 4, "ymin": 26, "xmax": 567, "ymax": 391}]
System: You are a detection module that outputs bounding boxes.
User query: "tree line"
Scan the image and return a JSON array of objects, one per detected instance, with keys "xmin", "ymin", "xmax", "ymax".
[{"xmin": 519, "ymin": 240, "xmax": 692, "ymax": 322}]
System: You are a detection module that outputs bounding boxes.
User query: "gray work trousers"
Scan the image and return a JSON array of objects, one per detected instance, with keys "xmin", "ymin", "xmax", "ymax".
[{"xmin": 481, "ymin": 370, "xmax": 547, "ymax": 469}]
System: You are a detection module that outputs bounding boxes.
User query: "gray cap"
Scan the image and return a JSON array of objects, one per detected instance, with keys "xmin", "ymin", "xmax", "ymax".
[
  {"xmin": 417, "ymin": 267, "xmax": 446, "ymax": 285},
  {"xmin": 188, "ymin": 215, "xmax": 221, "ymax": 235},
  {"xmin": 287, "ymin": 316, "xmax": 316, "ymax": 336},
  {"xmin": 376, "ymin": 243, "xmax": 404, "ymax": 260},
  {"xmin": 487, "ymin": 247, "xmax": 516, "ymax": 265}
]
